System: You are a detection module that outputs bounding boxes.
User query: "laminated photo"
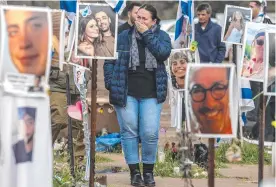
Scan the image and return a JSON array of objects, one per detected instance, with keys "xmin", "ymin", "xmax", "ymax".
[
  {"xmin": 75, "ymin": 2, "xmax": 118, "ymax": 59},
  {"xmin": 0, "ymin": 6, "xmax": 52, "ymax": 97},
  {"xmin": 168, "ymin": 48, "xmax": 196, "ymax": 90},
  {"xmin": 51, "ymin": 10, "xmax": 65, "ymax": 71},
  {"xmin": 222, "ymin": 5, "xmax": 252, "ymax": 45},
  {"xmin": 240, "ymin": 22, "xmax": 276, "ymax": 82},
  {"xmin": 13, "ymin": 107, "xmax": 36, "ymax": 164},
  {"xmin": 264, "ymin": 31, "xmax": 276, "ymax": 96},
  {"xmin": 185, "ymin": 63, "xmax": 237, "ymax": 138}
]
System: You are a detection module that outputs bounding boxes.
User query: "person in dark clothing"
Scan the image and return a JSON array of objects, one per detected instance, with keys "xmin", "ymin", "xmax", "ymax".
[
  {"xmin": 194, "ymin": 3, "xmax": 226, "ymax": 63},
  {"xmin": 13, "ymin": 107, "xmax": 36, "ymax": 164},
  {"xmin": 118, "ymin": 2, "xmax": 141, "ymax": 34},
  {"xmin": 104, "ymin": 4, "xmax": 171, "ymax": 187}
]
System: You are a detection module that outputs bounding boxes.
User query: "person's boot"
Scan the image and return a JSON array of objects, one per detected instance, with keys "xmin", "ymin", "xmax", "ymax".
[
  {"xmin": 143, "ymin": 164, "xmax": 155, "ymax": 187},
  {"xmin": 129, "ymin": 164, "xmax": 144, "ymax": 186}
]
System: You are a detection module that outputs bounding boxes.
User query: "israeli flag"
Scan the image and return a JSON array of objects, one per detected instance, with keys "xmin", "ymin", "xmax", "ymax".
[
  {"xmin": 174, "ymin": 0, "xmax": 194, "ymax": 48},
  {"xmin": 240, "ymin": 79, "xmax": 255, "ymax": 125},
  {"xmin": 60, "ymin": 0, "xmax": 77, "ymax": 23},
  {"xmin": 105, "ymin": 0, "xmax": 126, "ymax": 15}
]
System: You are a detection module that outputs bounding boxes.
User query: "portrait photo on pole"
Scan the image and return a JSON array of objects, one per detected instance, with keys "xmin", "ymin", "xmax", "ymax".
[
  {"xmin": 75, "ymin": 2, "xmax": 118, "ymax": 59},
  {"xmin": 0, "ymin": 6, "xmax": 52, "ymax": 96},
  {"xmin": 168, "ymin": 48, "xmax": 196, "ymax": 90},
  {"xmin": 241, "ymin": 22, "xmax": 276, "ymax": 82},
  {"xmin": 185, "ymin": 63, "xmax": 237, "ymax": 138},
  {"xmin": 13, "ymin": 107, "xmax": 36, "ymax": 164},
  {"xmin": 222, "ymin": 5, "xmax": 252, "ymax": 45},
  {"xmin": 51, "ymin": 10, "xmax": 65, "ymax": 71},
  {"xmin": 173, "ymin": 16, "xmax": 191, "ymax": 49},
  {"xmin": 264, "ymin": 31, "xmax": 276, "ymax": 96}
]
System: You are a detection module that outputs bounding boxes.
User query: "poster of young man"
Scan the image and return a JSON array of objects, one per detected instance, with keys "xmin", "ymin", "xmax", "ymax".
[
  {"xmin": 241, "ymin": 22, "xmax": 276, "ymax": 82},
  {"xmin": 0, "ymin": 6, "xmax": 52, "ymax": 97},
  {"xmin": 185, "ymin": 63, "xmax": 238, "ymax": 138},
  {"xmin": 168, "ymin": 48, "xmax": 196, "ymax": 90},
  {"xmin": 264, "ymin": 31, "xmax": 276, "ymax": 96},
  {"xmin": 222, "ymin": 5, "xmax": 252, "ymax": 45},
  {"xmin": 75, "ymin": 2, "xmax": 118, "ymax": 59},
  {"xmin": 0, "ymin": 96, "xmax": 52, "ymax": 187}
]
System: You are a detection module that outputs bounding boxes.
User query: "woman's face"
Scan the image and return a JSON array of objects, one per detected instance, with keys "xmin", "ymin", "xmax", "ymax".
[
  {"xmin": 172, "ymin": 58, "xmax": 187, "ymax": 78},
  {"xmin": 136, "ymin": 8, "xmax": 156, "ymax": 28},
  {"xmin": 235, "ymin": 12, "xmax": 242, "ymax": 20},
  {"xmin": 85, "ymin": 19, "xmax": 99, "ymax": 39},
  {"xmin": 254, "ymin": 35, "xmax": 265, "ymax": 62}
]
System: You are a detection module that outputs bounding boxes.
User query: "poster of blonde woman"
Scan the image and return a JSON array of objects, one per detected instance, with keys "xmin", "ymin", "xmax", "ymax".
[
  {"xmin": 241, "ymin": 22, "xmax": 276, "ymax": 82},
  {"xmin": 222, "ymin": 5, "xmax": 252, "ymax": 45},
  {"xmin": 264, "ymin": 31, "xmax": 276, "ymax": 96},
  {"xmin": 75, "ymin": 2, "xmax": 118, "ymax": 59},
  {"xmin": 0, "ymin": 6, "xmax": 52, "ymax": 96},
  {"xmin": 168, "ymin": 48, "xmax": 196, "ymax": 90}
]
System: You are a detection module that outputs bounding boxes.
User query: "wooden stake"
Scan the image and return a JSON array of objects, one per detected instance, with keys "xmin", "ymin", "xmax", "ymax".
[
  {"xmin": 258, "ymin": 95, "xmax": 266, "ymax": 183},
  {"xmin": 89, "ymin": 59, "xmax": 97, "ymax": 187},
  {"xmin": 208, "ymin": 138, "xmax": 215, "ymax": 187},
  {"xmin": 65, "ymin": 70, "xmax": 75, "ymax": 179}
]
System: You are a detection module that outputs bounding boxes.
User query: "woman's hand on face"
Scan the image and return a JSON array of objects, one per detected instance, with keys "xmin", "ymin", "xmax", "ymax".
[{"xmin": 135, "ymin": 21, "xmax": 149, "ymax": 34}]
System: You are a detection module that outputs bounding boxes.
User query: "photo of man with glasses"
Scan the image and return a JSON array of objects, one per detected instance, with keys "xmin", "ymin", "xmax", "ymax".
[{"xmin": 186, "ymin": 65, "xmax": 233, "ymax": 135}]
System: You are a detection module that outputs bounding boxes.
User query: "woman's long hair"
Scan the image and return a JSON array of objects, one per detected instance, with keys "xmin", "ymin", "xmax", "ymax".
[
  {"xmin": 232, "ymin": 11, "xmax": 244, "ymax": 30},
  {"xmin": 78, "ymin": 15, "xmax": 102, "ymax": 45}
]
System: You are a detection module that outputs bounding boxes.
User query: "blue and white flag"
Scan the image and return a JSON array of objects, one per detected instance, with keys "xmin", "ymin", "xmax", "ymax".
[
  {"xmin": 105, "ymin": 0, "xmax": 126, "ymax": 15},
  {"xmin": 60, "ymin": 0, "xmax": 77, "ymax": 23},
  {"xmin": 174, "ymin": 0, "xmax": 194, "ymax": 49},
  {"xmin": 240, "ymin": 79, "xmax": 255, "ymax": 125}
]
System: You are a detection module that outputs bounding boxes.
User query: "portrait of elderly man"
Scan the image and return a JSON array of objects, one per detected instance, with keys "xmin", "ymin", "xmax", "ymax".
[{"xmin": 186, "ymin": 66, "xmax": 233, "ymax": 135}]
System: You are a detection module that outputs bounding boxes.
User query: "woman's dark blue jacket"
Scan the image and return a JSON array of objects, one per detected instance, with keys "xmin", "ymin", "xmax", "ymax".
[{"xmin": 103, "ymin": 26, "xmax": 172, "ymax": 107}]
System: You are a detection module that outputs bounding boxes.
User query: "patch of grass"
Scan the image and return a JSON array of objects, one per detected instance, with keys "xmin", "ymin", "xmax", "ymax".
[
  {"xmin": 95, "ymin": 154, "xmax": 114, "ymax": 163},
  {"xmin": 153, "ymin": 151, "xmax": 180, "ymax": 178},
  {"xmin": 215, "ymin": 142, "xmax": 272, "ymax": 165}
]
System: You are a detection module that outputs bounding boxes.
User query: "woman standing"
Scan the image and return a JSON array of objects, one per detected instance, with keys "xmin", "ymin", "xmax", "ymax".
[{"xmin": 104, "ymin": 4, "xmax": 172, "ymax": 187}]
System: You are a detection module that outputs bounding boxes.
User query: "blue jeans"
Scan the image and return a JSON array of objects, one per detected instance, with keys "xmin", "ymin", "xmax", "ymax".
[{"xmin": 114, "ymin": 96, "xmax": 162, "ymax": 164}]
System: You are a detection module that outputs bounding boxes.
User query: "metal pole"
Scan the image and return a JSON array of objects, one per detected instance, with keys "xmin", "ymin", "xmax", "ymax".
[
  {"xmin": 89, "ymin": 59, "xmax": 97, "ymax": 187},
  {"xmin": 65, "ymin": 70, "xmax": 75, "ymax": 179},
  {"xmin": 258, "ymin": 95, "xmax": 266, "ymax": 184},
  {"xmin": 208, "ymin": 138, "xmax": 215, "ymax": 187}
]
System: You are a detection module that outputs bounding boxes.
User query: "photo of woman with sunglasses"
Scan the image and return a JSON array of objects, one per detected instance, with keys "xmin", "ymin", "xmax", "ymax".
[
  {"xmin": 241, "ymin": 22, "xmax": 276, "ymax": 81},
  {"xmin": 242, "ymin": 31, "xmax": 265, "ymax": 79}
]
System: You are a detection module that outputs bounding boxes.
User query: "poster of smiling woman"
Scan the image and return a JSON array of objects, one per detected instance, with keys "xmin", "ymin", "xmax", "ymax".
[
  {"xmin": 75, "ymin": 2, "xmax": 118, "ymax": 59},
  {"xmin": 168, "ymin": 48, "xmax": 196, "ymax": 90},
  {"xmin": 0, "ymin": 6, "xmax": 52, "ymax": 97},
  {"xmin": 185, "ymin": 63, "xmax": 238, "ymax": 138}
]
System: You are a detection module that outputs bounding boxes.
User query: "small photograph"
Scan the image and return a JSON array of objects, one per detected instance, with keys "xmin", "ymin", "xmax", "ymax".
[
  {"xmin": 168, "ymin": 48, "xmax": 196, "ymax": 90},
  {"xmin": 51, "ymin": 10, "xmax": 65, "ymax": 69},
  {"xmin": 74, "ymin": 66, "xmax": 85, "ymax": 85},
  {"xmin": 13, "ymin": 107, "xmax": 36, "ymax": 164},
  {"xmin": 222, "ymin": 5, "xmax": 252, "ymax": 45},
  {"xmin": 0, "ymin": 6, "xmax": 52, "ymax": 96},
  {"xmin": 185, "ymin": 63, "xmax": 236, "ymax": 138},
  {"xmin": 264, "ymin": 31, "xmax": 276, "ymax": 96},
  {"xmin": 28, "ymin": 76, "xmax": 44, "ymax": 92},
  {"xmin": 241, "ymin": 22, "xmax": 276, "ymax": 82},
  {"xmin": 173, "ymin": 16, "xmax": 191, "ymax": 49},
  {"xmin": 75, "ymin": 2, "xmax": 118, "ymax": 59}
]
